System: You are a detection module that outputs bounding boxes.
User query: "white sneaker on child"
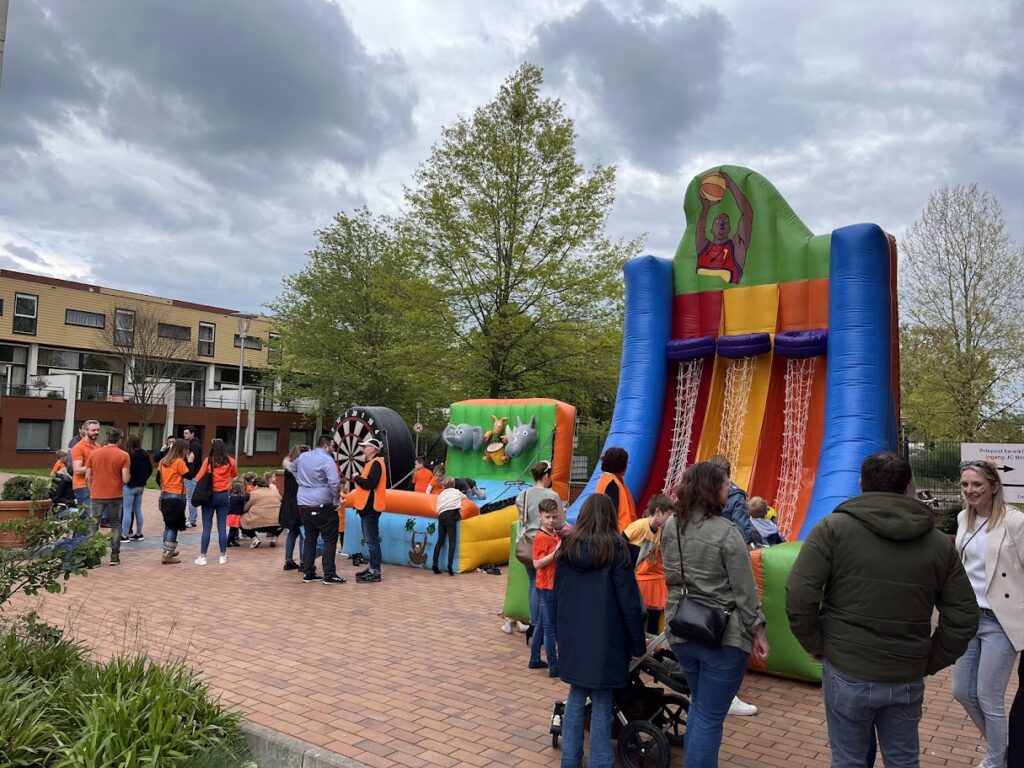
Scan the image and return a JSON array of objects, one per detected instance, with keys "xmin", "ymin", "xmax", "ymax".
[
  {"xmin": 194, "ymin": 556, "xmax": 207, "ymax": 566},
  {"xmin": 218, "ymin": 555, "xmax": 228, "ymax": 565},
  {"xmin": 501, "ymin": 619, "xmax": 514, "ymax": 634}
]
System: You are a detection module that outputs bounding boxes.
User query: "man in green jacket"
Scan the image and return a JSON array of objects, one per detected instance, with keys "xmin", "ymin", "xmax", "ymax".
[{"xmin": 786, "ymin": 451, "xmax": 978, "ymax": 768}]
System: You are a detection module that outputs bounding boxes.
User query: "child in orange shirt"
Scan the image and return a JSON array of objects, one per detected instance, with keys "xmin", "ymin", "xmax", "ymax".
[
  {"xmin": 624, "ymin": 494, "xmax": 673, "ymax": 634},
  {"xmin": 413, "ymin": 456, "xmax": 434, "ymax": 493},
  {"xmin": 51, "ymin": 449, "xmax": 70, "ymax": 477},
  {"xmin": 529, "ymin": 498, "xmax": 561, "ymax": 677}
]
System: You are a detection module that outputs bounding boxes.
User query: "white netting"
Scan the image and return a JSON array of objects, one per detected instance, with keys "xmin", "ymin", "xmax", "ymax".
[
  {"xmin": 775, "ymin": 357, "xmax": 816, "ymax": 539},
  {"xmin": 662, "ymin": 358, "xmax": 705, "ymax": 495},
  {"xmin": 716, "ymin": 356, "xmax": 756, "ymax": 470}
]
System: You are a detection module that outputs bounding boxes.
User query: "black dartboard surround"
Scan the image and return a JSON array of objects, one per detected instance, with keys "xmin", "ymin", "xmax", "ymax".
[{"xmin": 332, "ymin": 406, "xmax": 415, "ymax": 489}]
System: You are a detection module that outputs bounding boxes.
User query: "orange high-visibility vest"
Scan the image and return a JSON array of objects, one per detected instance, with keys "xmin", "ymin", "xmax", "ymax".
[
  {"xmin": 347, "ymin": 456, "xmax": 387, "ymax": 512},
  {"xmin": 597, "ymin": 472, "xmax": 636, "ymax": 531}
]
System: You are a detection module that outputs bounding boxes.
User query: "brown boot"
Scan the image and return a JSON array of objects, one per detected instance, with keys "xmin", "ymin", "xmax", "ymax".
[{"xmin": 161, "ymin": 554, "xmax": 180, "ymax": 564}]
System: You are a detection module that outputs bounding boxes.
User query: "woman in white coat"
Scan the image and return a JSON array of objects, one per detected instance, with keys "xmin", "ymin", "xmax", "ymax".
[{"xmin": 952, "ymin": 459, "xmax": 1024, "ymax": 768}]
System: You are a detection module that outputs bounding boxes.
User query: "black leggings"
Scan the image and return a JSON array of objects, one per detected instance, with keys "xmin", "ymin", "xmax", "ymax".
[
  {"xmin": 645, "ymin": 609, "xmax": 662, "ymax": 635},
  {"xmin": 432, "ymin": 509, "xmax": 459, "ymax": 570}
]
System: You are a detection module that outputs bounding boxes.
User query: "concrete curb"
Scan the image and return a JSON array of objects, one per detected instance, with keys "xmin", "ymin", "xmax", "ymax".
[{"xmin": 241, "ymin": 722, "xmax": 369, "ymax": 768}]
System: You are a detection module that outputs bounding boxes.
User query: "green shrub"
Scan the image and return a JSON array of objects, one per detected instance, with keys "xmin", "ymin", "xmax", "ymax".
[
  {"xmin": 0, "ymin": 623, "xmax": 249, "ymax": 767},
  {"xmin": 1, "ymin": 475, "xmax": 42, "ymax": 501},
  {"xmin": 935, "ymin": 505, "xmax": 961, "ymax": 535}
]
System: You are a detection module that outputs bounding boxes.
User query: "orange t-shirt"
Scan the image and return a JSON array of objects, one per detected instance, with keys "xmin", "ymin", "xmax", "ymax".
[
  {"xmin": 159, "ymin": 458, "xmax": 191, "ymax": 495},
  {"xmin": 51, "ymin": 460, "xmax": 66, "ymax": 475},
  {"xmin": 533, "ymin": 529, "xmax": 560, "ymax": 590},
  {"xmin": 413, "ymin": 468, "xmax": 434, "ymax": 493},
  {"xmin": 85, "ymin": 444, "xmax": 129, "ymax": 500},
  {"xmin": 70, "ymin": 440, "xmax": 98, "ymax": 490},
  {"xmin": 194, "ymin": 458, "xmax": 238, "ymax": 492}
]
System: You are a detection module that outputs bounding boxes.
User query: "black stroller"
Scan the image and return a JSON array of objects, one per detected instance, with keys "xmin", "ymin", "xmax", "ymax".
[
  {"xmin": 48, "ymin": 473, "xmax": 76, "ymax": 512},
  {"xmin": 549, "ymin": 633, "xmax": 690, "ymax": 768}
]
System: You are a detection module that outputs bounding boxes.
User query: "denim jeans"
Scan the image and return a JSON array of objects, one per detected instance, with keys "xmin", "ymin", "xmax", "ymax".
[
  {"xmin": 73, "ymin": 487, "xmax": 91, "ymax": 517},
  {"xmin": 671, "ymin": 642, "xmax": 750, "ymax": 768},
  {"xmin": 530, "ymin": 588, "xmax": 558, "ymax": 671},
  {"xmin": 91, "ymin": 499, "xmax": 123, "ymax": 557},
  {"xmin": 200, "ymin": 491, "xmax": 230, "ymax": 555},
  {"xmin": 952, "ymin": 609, "xmax": 1017, "ymax": 768},
  {"xmin": 284, "ymin": 526, "xmax": 301, "ymax": 563},
  {"xmin": 821, "ymin": 659, "xmax": 924, "ymax": 768},
  {"xmin": 360, "ymin": 512, "xmax": 382, "ymax": 571},
  {"xmin": 122, "ymin": 486, "xmax": 145, "ymax": 535},
  {"xmin": 184, "ymin": 478, "xmax": 198, "ymax": 525},
  {"xmin": 560, "ymin": 685, "xmax": 613, "ymax": 768}
]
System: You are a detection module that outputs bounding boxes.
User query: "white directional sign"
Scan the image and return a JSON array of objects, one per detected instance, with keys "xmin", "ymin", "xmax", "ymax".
[{"xmin": 960, "ymin": 443, "xmax": 1024, "ymax": 504}]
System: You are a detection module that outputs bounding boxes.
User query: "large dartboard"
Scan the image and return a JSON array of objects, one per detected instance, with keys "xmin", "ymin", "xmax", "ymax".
[{"xmin": 331, "ymin": 406, "xmax": 415, "ymax": 488}]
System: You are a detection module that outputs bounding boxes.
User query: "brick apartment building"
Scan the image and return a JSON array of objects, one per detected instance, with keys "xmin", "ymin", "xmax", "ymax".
[{"xmin": 0, "ymin": 269, "xmax": 320, "ymax": 468}]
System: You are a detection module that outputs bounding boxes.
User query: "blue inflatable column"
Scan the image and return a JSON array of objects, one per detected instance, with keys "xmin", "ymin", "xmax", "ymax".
[
  {"xmin": 566, "ymin": 255, "xmax": 674, "ymax": 523},
  {"xmin": 800, "ymin": 224, "xmax": 897, "ymax": 538}
]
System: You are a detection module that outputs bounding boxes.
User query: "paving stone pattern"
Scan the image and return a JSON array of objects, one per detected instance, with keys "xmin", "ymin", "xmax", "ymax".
[{"xmin": 6, "ymin": 479, "xmax": 1010, "ymax": 767}]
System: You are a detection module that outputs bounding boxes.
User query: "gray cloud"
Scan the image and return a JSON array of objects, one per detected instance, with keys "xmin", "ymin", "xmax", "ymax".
[
  {"xmin": 4, "ymin": 242, "xmax": 47, "ymax": 266},
  {"xmin": 530, "ymin": 1, "xmax": 729, "ymax": 169}
]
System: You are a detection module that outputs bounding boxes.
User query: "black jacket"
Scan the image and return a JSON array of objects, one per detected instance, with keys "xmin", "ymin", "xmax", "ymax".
[
  {"xmin": 126, "ymin": 449, "xmax": 153, "ymax": 488},
  {"xmin": 554, "ymin": 540, "xmax": 646, "ymax": 690},
  {"xmin": 187, "ymin": 437, "xmax": 203, "ymax": 474},
  {"xmin": 786, "ymin": 492, "xmax": 979, "ymax": 681},
  {"xmin": 279, "ymin": 468, "xmax": 300, "ymax": 529}
]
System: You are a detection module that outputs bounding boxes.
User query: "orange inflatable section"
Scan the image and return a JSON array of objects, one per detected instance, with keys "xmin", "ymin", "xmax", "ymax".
[
  {"xmin": 455, "ymin": 398, "xmax": 576, "ymax": 499},
  {"xmin": 342, "ymin": 488, "xmax": 481, "ymax": 520}
]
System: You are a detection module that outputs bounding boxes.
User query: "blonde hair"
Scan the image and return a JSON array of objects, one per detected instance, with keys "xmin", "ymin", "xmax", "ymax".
[{"xmin": 961, "ymin": 460, "xmax": 1007, "ymax": 531}]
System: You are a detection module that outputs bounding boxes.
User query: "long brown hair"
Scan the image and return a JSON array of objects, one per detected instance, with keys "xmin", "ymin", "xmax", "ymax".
[
  {"xmin": 674, "ymin": 461, "xmax": 728, "ymax": 523},
  {"xmin": 160, "ymin": 439, "xmax": 190, "ymax": 467},
  {"xmin": 557, "ymin": 494, "xmax": 627, "ymax": 570},
  {"xmin": 208, "ymin": 438, "xmax": 230, "ymax": 467}
]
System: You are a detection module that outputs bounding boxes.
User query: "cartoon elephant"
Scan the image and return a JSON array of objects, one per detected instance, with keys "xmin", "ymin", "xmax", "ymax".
[
  {"xmin": 504, "ymin": 416, "xmax": 538, "ymax": 458},
  {"xmin": 442, "ymin": 423, "xmax": 484, "ymax": 451}
]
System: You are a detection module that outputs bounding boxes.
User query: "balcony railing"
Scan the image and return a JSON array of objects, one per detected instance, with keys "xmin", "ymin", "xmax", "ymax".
[{"xmin": 7, "ymin": 384, "xmax": 67, "ymax": 399}]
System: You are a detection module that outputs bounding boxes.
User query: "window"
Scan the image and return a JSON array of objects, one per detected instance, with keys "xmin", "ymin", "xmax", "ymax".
[
  {"xmin": 288, "ymin": 429, "xmax": 313, "ymax": 449},
  {"xmin": 157, "ymin": 323, "xmax": 191, "ymax": 341},
  {"xmin": 13, "ymin": 293, "xmax": 38, "ymax": 335},
  {"xmin": 128, "ymin": 424, "xmax": 165, "ymax": 452},
  {"xmin": 16, "ymin": 419, "xmax": 63, "ymax": 451},
  {"xmin": 65, "ymin": 309, "xmax": 106, "ymax": 328},
  {"xmin": 114, "ymin": 309, "xmax": 135, "ymax": 347},
  {"xmin": 0, "ymin": 298, "xmax": 4, "ymax": 314},
  {"xmin": 255, "ymin": 428, "xmax": 279, "ymax": 453},
  {"xmin": 198, "ymin": 322, "xmax": 216, "ymax": 356},
  {"xmin": 267, "ymin": 332, "xmax": 282, "ymax": 365},
  {"xmin": 233, "ymin": 334, "xmax": 262, "ymax": 351},
  {"xmin": 215, "ymin": 426, "xmax": 238, "ymax": 454}
]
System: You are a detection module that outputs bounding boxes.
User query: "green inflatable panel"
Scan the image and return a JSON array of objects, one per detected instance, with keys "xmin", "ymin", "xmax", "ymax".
[
  {"xmin": 760, "ymin": 542, "xmax": 822, "ymax": 683},
  {"xmin": 446, "ymin": 402, "xmax": 556, "ymax": 481},
  {"xmin": 502, "ymin": 521, "xmax": 531, "ymax": 623}
]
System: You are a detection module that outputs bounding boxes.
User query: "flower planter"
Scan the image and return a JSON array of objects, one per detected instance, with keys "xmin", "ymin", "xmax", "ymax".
[{"xmin": 0, "ymin": 499, "xmax": 52, "ymax": 548}]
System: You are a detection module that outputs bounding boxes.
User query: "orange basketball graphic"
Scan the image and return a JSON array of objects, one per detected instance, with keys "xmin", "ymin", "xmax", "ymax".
[{"xmin": 699, "ymin": 172, "xmax": 727, "ymax": 202}]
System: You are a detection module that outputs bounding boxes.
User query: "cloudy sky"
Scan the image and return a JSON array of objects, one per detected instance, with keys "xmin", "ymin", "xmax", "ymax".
[{"xmin": 1, "ymin": 0, "xmax": 1021, "ymax": 313}]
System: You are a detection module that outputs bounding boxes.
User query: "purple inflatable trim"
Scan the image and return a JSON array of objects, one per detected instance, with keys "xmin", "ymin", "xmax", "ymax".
[
  {"xmin": 774, "ymin": 329, "xmax": 828, "ymax": 359},
  {"xmin": 716, "ymin": 332, "xmax": 772, "ymax": 359},
  {"xmin": 666, "ymin": 336, "xmax": 717, "ymax": 361}
]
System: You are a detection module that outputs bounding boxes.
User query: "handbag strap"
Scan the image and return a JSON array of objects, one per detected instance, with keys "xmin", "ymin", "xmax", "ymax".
[
  {"xmin": 518, "ymin": 489, "xmax": 531, "ymax": 531},
  {"xmin": 674, "ymin": 515, "xmax": 689, "ymax": 598}
]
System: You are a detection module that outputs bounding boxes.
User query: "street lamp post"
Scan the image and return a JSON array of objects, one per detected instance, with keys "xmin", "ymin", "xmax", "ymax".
[
  {"xmin": 415, "ymin": 400, "xmax": 422, "ymax": 455},
  {"xmin": 231, "ymin": 312, "xmax": 257, "ymax": 467}
]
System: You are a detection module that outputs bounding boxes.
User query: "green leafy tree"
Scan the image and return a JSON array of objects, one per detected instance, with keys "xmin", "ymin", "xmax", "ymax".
[
  {"xmin": 899, "ymin": 183, "xmax": 1024, "ymax": 440},
  {"xmin": 268, "ymin": 208, "xmax": 456, "ymax": 422},
  {"xmin": 406, "ymin": 63, "xmax": 641, "ymax": 402}
]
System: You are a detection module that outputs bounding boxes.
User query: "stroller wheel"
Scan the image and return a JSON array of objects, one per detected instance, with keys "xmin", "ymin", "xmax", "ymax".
[
  {"xmin": 617, "ymin": 720, "xmax": 670, "ymax": 768},
  {"xmin": 652, "ymin": 693, "xmax": 688, "ymax": 746}
]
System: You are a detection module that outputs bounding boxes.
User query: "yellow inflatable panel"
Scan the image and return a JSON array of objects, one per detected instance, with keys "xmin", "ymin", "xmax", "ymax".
[{"xmin": 458, "ymin": 505, "xmax": 518, "ymax": 572}]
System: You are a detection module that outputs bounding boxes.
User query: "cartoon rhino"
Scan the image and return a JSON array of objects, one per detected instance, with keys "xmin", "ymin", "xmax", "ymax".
[
  {"xmin": 504, "ymin": 415, "xmax": 538, "ymax": 458},
  {"xmin": 442, "ymin": 422, "xmax": 484, "ymax": 451}
]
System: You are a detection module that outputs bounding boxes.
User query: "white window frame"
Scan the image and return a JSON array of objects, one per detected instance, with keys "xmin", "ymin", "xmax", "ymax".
[
  {"xmin": 198, "ymin": 322, "xmax": 216, "ymax": 357},
  {"xmin": 13, "ymin": 293, "xmax": 38, "ymax": 335},
  {"xmin": 65, "ymin": 308, "xmax": 106, "ymax": 329}
]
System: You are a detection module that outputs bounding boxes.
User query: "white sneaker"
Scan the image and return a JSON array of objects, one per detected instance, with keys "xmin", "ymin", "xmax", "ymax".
[
  {"xmin": 728, "ymin": 696, "xmax": 758, "ymax": 716},
  {"xmin": 194, "ymin": 556, "xmax": 208, "ymax": 566},
  {"xmin": 516, "ymin": 621, "xmax": 530, "ymax": 633},
  {"xmin": 501, "ymin": 619, "xmax": 514, "ymax": 634},
  {"xmin": 218, "ymin": 555, "xmax": 228, "ymax": 565},
  {"xmin": 250, "ymin": 537, "xmax": 261, "ymax": 549}
]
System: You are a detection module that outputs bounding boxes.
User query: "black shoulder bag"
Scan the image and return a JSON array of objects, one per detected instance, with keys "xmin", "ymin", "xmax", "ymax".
[
  {"xmin": 190, "ymin": 459, "xmax": 215, "ymax": 507},
  {"xmin": 668, "ymin": 516, "xmax": 733, "ymax": 649}
]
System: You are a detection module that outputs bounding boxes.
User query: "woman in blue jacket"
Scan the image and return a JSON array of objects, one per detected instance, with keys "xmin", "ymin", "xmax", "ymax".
[{"xmin": 554, "ymin": 494, "xmax": 646, "ymax": 768}]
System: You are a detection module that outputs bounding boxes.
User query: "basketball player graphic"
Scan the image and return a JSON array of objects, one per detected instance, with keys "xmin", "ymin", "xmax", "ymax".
[{"xmin": 695, "ymin": 170, "xmax": 753, "ymax": 284}]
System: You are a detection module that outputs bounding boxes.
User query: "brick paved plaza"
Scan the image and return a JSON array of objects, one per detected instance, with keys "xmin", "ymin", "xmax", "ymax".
[{"xmin": 7, "ymin": 481, "xmax": 1008, "ymax": 767}]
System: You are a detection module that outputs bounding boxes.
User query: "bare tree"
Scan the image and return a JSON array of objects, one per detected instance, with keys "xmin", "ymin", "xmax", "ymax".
[
  {"xmin": 899, "ymin": 183, "xmax": 1024, "ymax": 439},
  {"xmin": 107, "ymin": 306, "xmax": 198, "ymax": 437}
]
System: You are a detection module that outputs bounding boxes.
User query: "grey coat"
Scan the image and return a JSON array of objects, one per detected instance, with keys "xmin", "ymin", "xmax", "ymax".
[{"xmin": 660, "ymin": 511, "xmax": 765, "ymax": 652}]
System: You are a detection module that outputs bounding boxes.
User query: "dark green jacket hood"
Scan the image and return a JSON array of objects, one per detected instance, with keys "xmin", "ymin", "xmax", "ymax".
[{"xmin": 833, "ymin": 492, "xmax": 936, "ymax": 541}]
